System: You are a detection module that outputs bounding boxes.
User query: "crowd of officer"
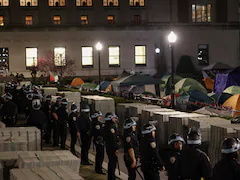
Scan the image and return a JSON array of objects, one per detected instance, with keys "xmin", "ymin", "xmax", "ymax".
[{"xmin": 0, "ymin": 83, "xmax": 240, "ymax": 180}]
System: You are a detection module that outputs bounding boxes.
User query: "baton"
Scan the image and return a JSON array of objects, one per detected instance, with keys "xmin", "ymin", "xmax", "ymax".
[
  {"xmin": 135, "ymin": 167, "xmax": 144, "ymax": 180},
  {"xmin": 77, "ymin": 136, "xmax": 82, "ymax": 147},
  {"xmin": 116, "ymin": 156, "xmax": 121, "ymax": 176}
]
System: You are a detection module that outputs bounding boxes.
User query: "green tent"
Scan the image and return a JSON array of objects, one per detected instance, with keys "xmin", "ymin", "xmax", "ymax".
[
  {"xmin": 175, "ymin": 78, "xmax": 207, "ymax": 94},
  {"xmin": 223, "ymin": 86, "xmax": 240, "ymax": 95},
  {"xmin": 160, "ymin": 74, "xmax": 183, "ymax": 95},
  {"xmin": 81, "ymin": 82, "xmax": 97, "ymax": 90}
]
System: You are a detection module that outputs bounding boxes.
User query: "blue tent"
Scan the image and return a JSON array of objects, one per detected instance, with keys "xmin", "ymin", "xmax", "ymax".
[
  {"xmin": 99, "ymin": 81, "xmax": 111, "ymax": 91},
  {"xmin": 211, "ymin": 92, "xmax": 232, "ymax": 106},
  {"xmin": 214, "ymin": 66, "xmax": 240, "ymax": 93}
]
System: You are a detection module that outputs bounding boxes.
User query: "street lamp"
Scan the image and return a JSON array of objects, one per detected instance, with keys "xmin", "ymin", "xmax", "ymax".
[
  {"xmin": 168, "ymin": 31, "xmax": 177, "ymax": 109},
  {"xmin": 155, "ymin": 48, "xmax": 160, "ymax": 54},
  {"xmin": 95, "ymin": 42, "xmax": 103, "ymax": 85}
]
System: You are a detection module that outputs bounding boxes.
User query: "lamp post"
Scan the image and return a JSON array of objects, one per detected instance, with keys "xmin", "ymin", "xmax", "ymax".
[
  {"xmin": 168, "ymin": 31, "xmax": 177, "ymax": 109},
  {"xmin": 95, "ymin": 42, "xmax": 103, "ymax": 85}
]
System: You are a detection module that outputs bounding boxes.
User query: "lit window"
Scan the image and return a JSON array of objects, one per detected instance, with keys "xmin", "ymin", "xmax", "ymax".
[
  {"xmin": 192, "ymin": 4, "xmax": 211, "ymax": 22},
  {"xmin": 25, "ymin": 16, "xmax": 33, "ymax": 25},
  {"xmin": 49, "ymin": 0, "xmax": 65, "ymax": 6},
  {"xmin": 26, "ymin": 48, "xmax": 37, "ymax": 67},
  {"xmin": 198, "ymin": 44, "xmax": 209, "ymax": 65},
  {"xmin": 135, "ymin": 46, "xmax": 146, "ymax": 65},
  {"xmin": 20, "ymin": 0, "xmax": 38, "ymax": 6},
  {"xmin": 82, "ymin": 47, "xmax": 93, "ymax": 66},
  {"xmin": 54, "ymin": 47, "xmax": 66, "ymax": 66},
  {"xmin": 0, "ymin": 48, "xmax": 9, "ymax": 67},
  {"xmin": 76, "ymin": 0, "xmax": 92, "ymax": 6},
  {"xmin": 0, "ymin": 0, "xmax": 9, "ymax": 6},
  {"xmin": 103, "ymin": 0, "xmax": 118, "ymax": 6},
  {"xmin": 129, "ymin": 0, "xmax": 144, "ymax": 7},
  {"xmin": 81, "ymin": 15, "xmax": 88, "ymax": 25},
  {"xmin": 0, "ymin": 16, "xmax": 4, "ymax": 26},
  {"xmin": 108, "ymin": 15, "xmax": 115, "ymax": 24},
  {"xmin": 53, "ymin": 15, "xmax": 61, "ymax": 25},
  {"xmin": 109, "ymin": 46, "xmax": 120, "ymax": 66},
  {"xmin": 134, "ymin": 15, "xmax": 140, "ymax": 24}
]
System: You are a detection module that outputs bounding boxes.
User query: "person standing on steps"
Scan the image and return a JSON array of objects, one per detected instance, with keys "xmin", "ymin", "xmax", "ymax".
[
  {"xmin": 77, "ymin": 103, "xmax": 93, "ymax": 165},
  {"xmin": 91, "ymin": 111, "xmax": 106, "ymax": 175},
  {"xmin": 140, "ymin": 124, "xmax": 165, "ymax": 180},
  {"xmin": 104, "ymin": 112, "xmax": 120, "ymax": 180},
  {"xmin": 123, "ymin": 118, "xmax": 139, "ymax": 180},
  {"xmin": 68, "ymin": 103, "xmax": 79, "ymax": 156}
]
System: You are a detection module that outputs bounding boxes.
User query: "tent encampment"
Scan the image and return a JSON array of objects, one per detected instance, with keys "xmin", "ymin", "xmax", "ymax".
[
  {"xmin": 160, "ymin": 74, "xmax": 183, "ymax": 95},
  {"xmin": 222, "ymin": 94, "xmax": 240, "ymax": 117},
  {"xmin": 70, "ymin": 77, "xmax": 84, "ymax": 87},
  {"xmin": 223, "ymin": 86, "xmax": 240, "ymax": 95},
  {"xmin": 211, "ymin": 92, "xmax": 232, "ymax": 106},
  {"xmin": 175, "ymin": 78, "xmax": 207, "ymax": 94},
  {"xmin": 214, "ymin": 66, "xmax": 240, "ymax": 93}
]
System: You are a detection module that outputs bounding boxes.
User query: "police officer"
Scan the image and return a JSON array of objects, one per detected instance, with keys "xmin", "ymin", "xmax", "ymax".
[
  {"xmin": 166, "ymin": 133, "xmax": 185, "ymax": 180},
  {"xmin": 123, "ymin": 118, "xmax": 139, "ymax": 180},
  {"xmin": 0, "ymin": 93, "xmax": 17, "ymax": 127},
  {"xmin": 27, "ymin": 98, "xmax": 47, "ymax": 150},
  {"xmin": 179, "ymin": 128, "xmax": 212, "ymax": 180},
  {"xmin": 51, "ymin": 96, "xmax": 62, "ymax": 147},
  {"xmin": 104, "ymin": 112, "xmax": 120, "ymax": 180},
  {"xmin": 76, "ymin": 104, "xmax": 92, "ymax": 165},
  {"xmin": 91, "ymin": 111, "xmax": 105, "ymax": 175},
  {"xmin": 41, "ymin": 95, "xmax": 52, "ymax": 144},
  {"xmin": 212, "ymin": 138, "xmax": 240, "ymax": 180},
  {"xmin": 56, "ymin": 98, "xmax": 68, "ymax": 149},
  {"xmin": 68, "ymin": 103, "xmax": 79, "ymax": 155},
  {"xmin": 140, "ymin": 124, "xmax": 165, "ymax": 180}
]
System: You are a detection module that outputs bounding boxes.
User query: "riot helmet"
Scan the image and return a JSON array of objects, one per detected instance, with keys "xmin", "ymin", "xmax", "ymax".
[
  {"xmin": 104, "ymin": 112, "xmax": 118, "ymax": 122},
  {"xmin": 61, "ymin": 98, "xmax": 68, "ymax": 106},
  {"xmin": 1, "ymin": 93, "xmax": 12, "ymax": 101},
  {"xmin": 71, "ymin": 103, "xmax": 78, "ymax": 113},
  {"xmin": 124, "ymin": 118, "xmax": 137, "ymax": 131},
  {"xmin": 81, "ymin": 104, "xmax": 90, "ymax": 112},
  {"xmin": 32, "ymin": 98, "xmax": 41, "ymax": 110},
  {"xmin": 168, "ymin": 133, "xmax": 185, "ymax": 145},
  {"xmin": 91, "ymin": 111, "xmax": 103, "ymax": 119},
  {"xmin": 221, "ymin": 138, "xmax": 240, "ymax": 154},
  {"xmin": 187, "ymin": 128, "xmax": 202, "ymax": 145},
  {"xmin": 142, "ymin": 124, "xmax": 156, "ymax": 135}
]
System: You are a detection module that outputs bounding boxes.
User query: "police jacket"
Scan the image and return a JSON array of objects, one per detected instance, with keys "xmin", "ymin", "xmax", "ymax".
[
  {"xmin": 27, "ymin": 109, "xmax": 47, "ymax": 130},
  {"xmin": 123, "ymin": 131, "xmax": 139, "ymax": 157},
  {"xmin": 68, "ymin": 112, "xmax": 78, "ymax": 133},
  {"xmin": 104, "ymin": 122, "xmax": 119, "ymax": 154},
  {"xmin": 166, "ymin": 149, "xmax": 181, "ymax": 180},
  {"xmin": 179, "ymin": 147, "xmax": 212, "ymax": 180},
  {"xmin": 51, "ymin": 103, "xmax": 59, "ymax": 120},
  {"xmin": 140, "ymin": 136, "xmax": 164, "ymax": 169},
  {"xmin": 91, "ymin": 118, "xmax": 104, "ymax": 143},
  {"xmin": 41, "ymin": 101, "xmax": 51, "ymax": 121},
  {"xmin": 56, "ymin": 105, "xmax": 68, "ymax": 125},
  {"xmin": 0, "ymin": 100, "xmax": 17, "ymax": 119},
  {"xmin": 212, "ymin": 157, "xmax": 240, "ymax": 180},
  {"xmin": 77, "ymin": 112, "xmax": 91, "ymax": 134}
]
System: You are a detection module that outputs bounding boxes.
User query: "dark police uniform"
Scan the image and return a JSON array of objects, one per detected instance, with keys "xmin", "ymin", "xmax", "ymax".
[
  {"xmin": 41, "ymin": 100, "xmax": 52, "ymax": 143},
  {"xmin": 0, "ymin": 100, "xmax": 17, "ymax": 127},
  {"xmin": 77, "ymin": 112, "xmax": 92, "ymax": 164},
  {"xmin": 166, "ymin": 150, "xmax": 181, "ymax": 180},
  {"xmin": 51, "ymin": 102, "xmax": 60, "ymax": 146},
  {"xmin": 212, "ymin": 157, "xmax": 240, "ymax": 180},
  {"xmin": 56, "ymin": 104, "xmax": 68, "ymax": 149},
  {"xmin": 104, "ymin": 123, "xmax": 120, "ymax": 180},
  {"xmin": 140, "ymin": 137, "xmax": 164, "ymax": 180},
  {"xmin": 68, "ymin": 111, "xmax": 78, "ymax": 155},
  {"xmin": 92, "ymin": 117, "xmax": 105, "ymax": 173},
  {"xmin": 123, "ymin": 132, "xmax": 139, "ymax": 180},
  {"xmin": 179, "ymin": 148, "xmax": 212, "ymax": 180}
]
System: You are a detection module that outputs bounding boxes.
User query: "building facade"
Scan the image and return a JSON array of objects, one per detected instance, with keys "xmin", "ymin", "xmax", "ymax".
[{"xmin": 0, "ymin": 0, "xmax": 239, "ymax": 78}]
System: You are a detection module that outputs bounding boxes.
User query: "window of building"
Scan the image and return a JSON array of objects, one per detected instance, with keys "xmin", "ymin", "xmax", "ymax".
[
  {"xmin": 129, "ymin": 0, "xmax": 144, "ymax": 7},
  {"xmin": 49, "ymin": 0, "xmax": 65, "ymax": 6},
  {"xmin": 109, "ymin": 46, "xmax": 120, "ymax": 66},
  {"xmin": 134, "ymin": 15, "xmax": 140, "ymax": 24},
  {"xmin": 53, "ymin": 15, "xmax": 61, "ymax": 25},
  {"xmin": 0, "ymin": 0, "xmax": 9, "ymax": 6},
  {"xmin": 192, "ymin": 4, "xmax": 211, "ymax": 22},
  {"xmin": 103, "ymin": 0, "xmax": 118, "ymax": 7},
  {"xmin": 26, "ymin": 48, "xmax": 37, "ymax": 67},
  {"xmin": 0, "ymin": 48, "xmax": 9, "ymax": 67},
  {"xmin": 198, "ymin": 44, "xmax": 209, "ymax": 65},
  {"xmin": 0, "ymin": 16, "xmax": 4, "ymax": 26},
  {"xmin": 54, "ymin": 47, "xmax": 66, "ymax": 66},
  {"xmin": 108, "ymin": 15, "xmax": 115, "ymax": 24},
  {"xmin": 25, "ymin": 16, "xmax": 33, "ymax": 25},
  {"xmin": 81, "ymin": 15, "xmax": 88, "ymax": 25},
  {"xmin": 76, "ymin": 0, "xmax": 92, "ymax": 7},
  {"xmin": 135, "ymin": 46, "xmax": 146, "ymax": 65},
  {"xmin": 82, "ymin": 47, "xmax": 93, "ymax": 66},
  {"xmin": 20, "ymin": 0, "xmax": 38, "ymax": 6}
]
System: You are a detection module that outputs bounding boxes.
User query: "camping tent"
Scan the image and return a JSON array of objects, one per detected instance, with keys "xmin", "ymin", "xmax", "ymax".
[
  {"xmin": 223, "ymin": 86, "xmax": 240, "ymax": 95},
  {"xmin": 214, "ymin": 66, "xmax": 240, "ymax": 93},
  {"xmin": 81, "ymin": 82, "xmax": 97, "ymax": 90},
  {"xmin": 211, "ymin": 92, "xmax": 232, "ymax": 106},
  {"xmin": 175, "ymin": 78, "xmax": 207, "ymax": 94},
  {"xmin": 203, "ymin": 77, "xmax": 214, "ymax": 91},
  {"xmin": 222, "ymin": 94, "xmax": 240, "ymax": 117},
  {"xmin": 160, "ymin": 74, "xmax": 183, "ymax": 95},
  {"xmin": 70, "ymin": 77, "xmax": 84, "ymax": 87}
]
